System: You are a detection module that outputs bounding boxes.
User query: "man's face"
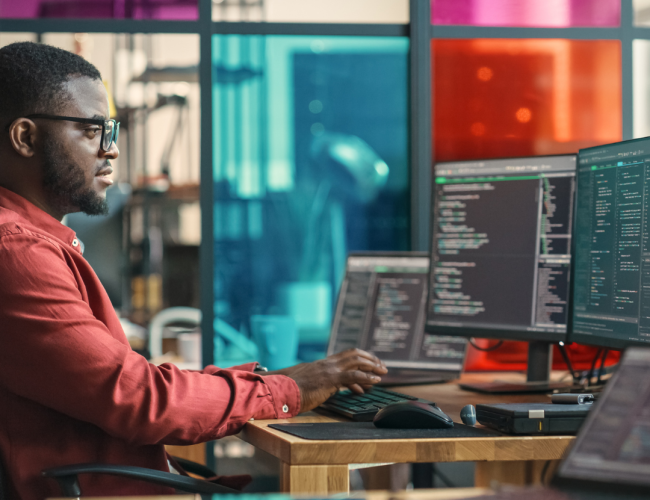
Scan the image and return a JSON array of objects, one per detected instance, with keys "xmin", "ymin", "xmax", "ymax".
[{"xmin": 39, "ymin": 77, "xmax": 118, "ymax": 216}]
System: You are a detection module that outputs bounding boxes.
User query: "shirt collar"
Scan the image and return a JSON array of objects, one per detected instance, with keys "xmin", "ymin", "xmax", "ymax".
[{"xmin": 0, "ymin": 186, "xmax": 81, "ymax": 253}]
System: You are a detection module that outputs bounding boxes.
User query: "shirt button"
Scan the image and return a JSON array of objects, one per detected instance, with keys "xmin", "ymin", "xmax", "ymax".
[
  {"xmin": 72, "ymin": 239, "xmax": 79, "ymax": 247},
  {"xmin": 282, "ymin": 404, "xmax": 289, "ymax": 414}
]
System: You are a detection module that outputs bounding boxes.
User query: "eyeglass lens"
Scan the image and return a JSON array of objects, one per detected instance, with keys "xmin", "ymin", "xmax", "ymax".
[{"xmin": 102, "ymin": 120, "xmax": 119, "ymax": 151}]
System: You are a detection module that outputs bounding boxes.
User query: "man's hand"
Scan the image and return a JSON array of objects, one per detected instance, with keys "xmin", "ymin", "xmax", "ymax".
[{"xmin": 267, "ymin": 349, "xmax": 388, "ymax": 413}]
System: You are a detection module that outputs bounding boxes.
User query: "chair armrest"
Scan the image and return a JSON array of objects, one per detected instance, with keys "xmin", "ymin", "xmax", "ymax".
[
  {"xmin": 171, "ymin": 456, "xmax": 217, "ymax": 478},
  {"xmin": 42, "ymin": 463, "xmax": 239, "ymax": 496}
]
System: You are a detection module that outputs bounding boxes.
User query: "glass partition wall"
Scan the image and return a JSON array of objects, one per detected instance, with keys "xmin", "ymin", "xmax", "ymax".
[
  {"xmin": 212, "ymin": 35, "xmax": 409, "ymax": 367},
  {"xmin": 0, "ymin": 0, "xmax": 646, "ymax": 465}
]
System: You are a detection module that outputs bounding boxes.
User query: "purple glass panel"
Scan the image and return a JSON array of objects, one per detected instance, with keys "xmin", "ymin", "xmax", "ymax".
[
  {"xmin": 431, "ymin": 0, "xmax": 620, "ymax": 27},
  {"xmin": 0, "ymin": 0, "xmax": 198, "ymax": 20}
]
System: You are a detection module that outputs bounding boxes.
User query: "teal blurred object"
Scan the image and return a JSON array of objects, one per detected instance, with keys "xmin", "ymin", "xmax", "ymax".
[
  {"xmin": 250, "ymin": 315, "xmax": 298, "ymax": 371},
  {"xmin": 213, "ymin": 316, "xmax": 259, "ymax": 368},
  {"xmin": 310, "ymin": 132, "xmax": 390, "ymax": 204},
  {"xmin": 277, "ymin": 281, "xmax": 331, "ymax": 343}
]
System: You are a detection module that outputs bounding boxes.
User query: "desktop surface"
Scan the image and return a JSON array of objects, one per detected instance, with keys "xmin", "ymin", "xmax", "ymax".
[
  {"xmin": 572, "ymin": 138, "xmax": 650, "ymax": 349},
  {"xmin": 238, "ymin": 371, "xmax": 575, "ymax": 461},
  {"xmin": 426, "ymin": 155, "xmax": 576, "ymax": 342},
  {"xmin": 237, "ymin": 372, "xmax": 574, "ymax": 493}
]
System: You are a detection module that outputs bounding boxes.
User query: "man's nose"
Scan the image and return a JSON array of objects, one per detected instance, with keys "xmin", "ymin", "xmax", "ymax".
[{"xmin": 102, "ymin": 141, "xmax": 119, "ymax": 159}]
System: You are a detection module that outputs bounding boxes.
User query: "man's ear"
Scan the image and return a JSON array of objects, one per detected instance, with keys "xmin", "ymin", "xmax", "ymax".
[{"xmin": 8, "ymin": 118, "xmax": 37, "ymax": 158}]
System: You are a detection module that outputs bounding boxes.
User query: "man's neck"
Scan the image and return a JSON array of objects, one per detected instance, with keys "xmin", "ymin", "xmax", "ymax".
[{"xmin": 0, "ymin": 181, "xmax": 65, "ymax": 222}]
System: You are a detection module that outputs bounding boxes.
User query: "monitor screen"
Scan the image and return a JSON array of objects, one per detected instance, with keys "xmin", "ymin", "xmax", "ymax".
[
  {"xmin": 328, "ymin": 253, "xmax": 466, "ymax": 373},
  {"xmin": 571, "ymin": 138, "xmax": 650, "ymax": 349},
  {"xmin": 426, "ymin": 155, "xmax": 577, "ymax": 341}
]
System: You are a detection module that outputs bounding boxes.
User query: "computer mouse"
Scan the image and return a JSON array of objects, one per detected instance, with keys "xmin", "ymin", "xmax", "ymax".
[{"xmin": 373, "ymin": 401, "xmax": 454, "ymax": 429}]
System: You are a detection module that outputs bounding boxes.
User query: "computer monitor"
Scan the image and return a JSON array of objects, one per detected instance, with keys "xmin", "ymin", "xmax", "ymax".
[
  {"xmin": 425, "ymin": 155, "xmax": 577, "ymax": 393},
  {"xmin": 570, "ymin": 137, "xmax": 650, "ymax": 350},
  {"xmin": 328, "ymin": 252, "xmax": 467, "ymax": 385}
]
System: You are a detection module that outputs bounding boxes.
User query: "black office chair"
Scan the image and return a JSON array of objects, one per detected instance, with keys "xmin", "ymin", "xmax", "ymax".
[{"xmin": 41, "ymin": 457, "xmax": 239, "ymax": 496}]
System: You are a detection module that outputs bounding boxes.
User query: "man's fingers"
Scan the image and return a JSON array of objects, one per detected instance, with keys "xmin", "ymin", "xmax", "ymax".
[
  {"xmin": 357, "ymin": 362, "xmax": 389, "ymax": 374},
  {"xmin": 341, "ymin": 369, "xmax": 381, "ymax": 388},
  {"xmin": 354, "ymin": 349, "xmax": 388, "ymax": 372},
  {"xmin": 348, "ymin": 383, "xmax": 365, "ymax": 394},
  {"xmin": 347, "ymin": 348, "xmax": 386, "ymax": 368},
  {"xmin": 339, "ymin": 354, "xmax": 388, "ymax": 375}
]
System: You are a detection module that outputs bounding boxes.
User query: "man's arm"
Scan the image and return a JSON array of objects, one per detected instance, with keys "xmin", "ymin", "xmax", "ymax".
[
  {"xmin": 0, "ymin": 233, "xmax": 299, "ymax": 445},
  {"xmin": 0, "ymin": 232, "xmax": 388, "ymax": 446}
]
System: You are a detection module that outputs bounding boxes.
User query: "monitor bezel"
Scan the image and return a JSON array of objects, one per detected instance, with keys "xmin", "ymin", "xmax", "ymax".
[
  {"xmin": 425, "ymin": 153, "xmax": 577, "ymax": 343},
  {"xmin": 567, "ymin": 136, "xmax": 650, "ymax": 350}
]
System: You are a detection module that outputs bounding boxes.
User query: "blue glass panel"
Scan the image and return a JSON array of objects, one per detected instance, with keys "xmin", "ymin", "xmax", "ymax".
[{"xmin": 212, "ymin": 35, "xmax": 409, "ymax": 368}]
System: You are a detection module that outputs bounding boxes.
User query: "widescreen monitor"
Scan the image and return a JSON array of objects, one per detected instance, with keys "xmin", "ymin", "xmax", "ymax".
[
  {"xmin": 425, "ymin": 155, "xmax": 577, "ymax": 392},
  {"xmin": 328, "ymin": 252, "xmax": 467, "ymax": 385},
  {"xmin": 571, "ymin": 137, "xmax": 650, "ymax": 350},
  {"xmin": 426, "ymin": 154, "xmax": 577, "ymax": 341}
]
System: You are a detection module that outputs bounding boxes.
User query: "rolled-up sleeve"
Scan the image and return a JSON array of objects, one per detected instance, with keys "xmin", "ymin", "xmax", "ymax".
[{"xmin": 0, "ymin": 231, "xmax": 301, "ymax": 446}]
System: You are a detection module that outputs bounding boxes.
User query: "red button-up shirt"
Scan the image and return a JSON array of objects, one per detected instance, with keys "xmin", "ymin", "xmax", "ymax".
[{"xmin": 0, "ymin": 186, "xmax": 301, "ymax": 500}]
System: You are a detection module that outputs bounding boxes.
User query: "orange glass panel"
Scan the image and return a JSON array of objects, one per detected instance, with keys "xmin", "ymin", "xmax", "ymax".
[
  {"xmin": 432, "ymin": 39, "xmax": 621, "ymax": 162},
  {"xmin": 433, "ymin": 39, "xmax": 622, "ymax": 371}
]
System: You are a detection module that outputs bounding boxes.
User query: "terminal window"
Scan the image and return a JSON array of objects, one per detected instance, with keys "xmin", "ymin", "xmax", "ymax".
[{"xmin": 427, "ymin": 155, "xmax": 576, "ymax": 337}]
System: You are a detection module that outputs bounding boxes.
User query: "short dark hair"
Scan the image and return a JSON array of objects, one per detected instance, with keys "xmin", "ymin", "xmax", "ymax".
[{"xmin": 0, "ymin": 42, "xmax": 102, "ymax": 126}]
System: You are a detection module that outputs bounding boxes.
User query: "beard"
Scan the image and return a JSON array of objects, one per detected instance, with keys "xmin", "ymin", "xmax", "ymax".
[{"xmin": 40, "ymin": 135, "xmax": 109, "ymax": 216}]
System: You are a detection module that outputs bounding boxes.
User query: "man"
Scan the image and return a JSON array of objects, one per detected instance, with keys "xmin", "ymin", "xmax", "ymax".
[{"xmin": 0, "ymin": 42, "xmax": 387, "ymax": 500}]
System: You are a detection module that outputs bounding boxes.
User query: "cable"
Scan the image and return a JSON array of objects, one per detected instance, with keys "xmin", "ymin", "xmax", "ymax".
[
  {"xmin": 557, "ymin": 343, "xmax": 578, "ymax": 383},
  {"xmin": 587, "ymin": 348, "xmax": 603, "ymax": 385},
  {"xmin": 468, "ymin": 338, "xmax": 503, "ymax": 352},
  {"xmin": 576, "ymin": 361, "xmax": 618, "ymax": 383},
  {"xmin": 597, "ymin": 349, "xmax": 609, "ymax": 385}
]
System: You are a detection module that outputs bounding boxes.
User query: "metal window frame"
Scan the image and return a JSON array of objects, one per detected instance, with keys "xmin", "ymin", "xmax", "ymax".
[{"xmin": 0, "ymin": 0, "xmax": 642, "ymax": 468}]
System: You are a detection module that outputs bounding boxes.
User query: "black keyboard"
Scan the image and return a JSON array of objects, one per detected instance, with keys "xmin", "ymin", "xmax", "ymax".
[{"xmin": 319, "ymin": 386, "xmax": 436, "ymax": 422}]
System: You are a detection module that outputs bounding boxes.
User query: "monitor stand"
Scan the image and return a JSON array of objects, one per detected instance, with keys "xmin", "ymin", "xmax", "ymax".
[{"xmin": 459, "ymin": 341, "xmax": 576, "ymax": 394}]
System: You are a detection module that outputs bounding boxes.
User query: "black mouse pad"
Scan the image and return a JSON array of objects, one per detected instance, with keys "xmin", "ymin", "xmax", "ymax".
[{"xmin": 268, "ymin": 422, "xmax": 499, "ymax": 440}]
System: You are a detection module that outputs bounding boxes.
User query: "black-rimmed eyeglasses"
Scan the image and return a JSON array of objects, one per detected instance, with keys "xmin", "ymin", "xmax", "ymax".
[{"xmin": 26, "ymin": 114, "xmax": 119, "ymax": 152}]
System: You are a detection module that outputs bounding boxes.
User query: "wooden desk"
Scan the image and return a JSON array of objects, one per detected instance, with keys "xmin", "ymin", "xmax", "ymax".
[{"xmin": 237, "ymin": 372, "xmax": 574, "ymax": 495}]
